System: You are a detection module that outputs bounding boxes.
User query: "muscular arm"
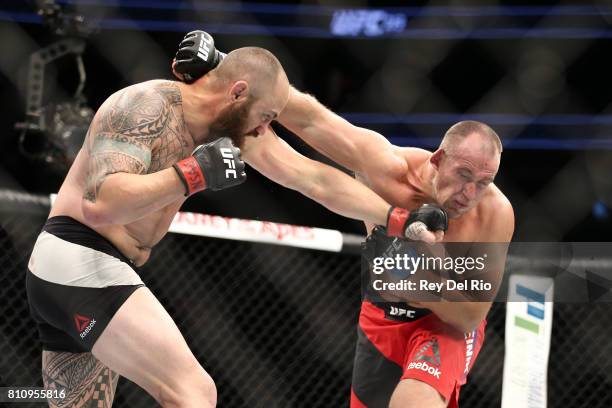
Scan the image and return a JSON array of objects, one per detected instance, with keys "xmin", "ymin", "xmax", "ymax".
[
  {"xmin": 242, "ymin": 128, "xmax": 391, "ymax": 226},
  {"xmin": 278, "ymin": 87, "xmax": 405, "ymax": 175},
  {"xmin": 414, "ymin": 198, "xmax": 515, "ymax": 333},
  {"xmin": 81, "ymin": 85, "xmax": 186, "ymax": 226}
]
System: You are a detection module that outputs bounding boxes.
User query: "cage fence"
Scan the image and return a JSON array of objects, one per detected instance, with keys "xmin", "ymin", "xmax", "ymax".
[{"xmin": 1, "ymin": 190, "xmax": 611, "ymax": 407}]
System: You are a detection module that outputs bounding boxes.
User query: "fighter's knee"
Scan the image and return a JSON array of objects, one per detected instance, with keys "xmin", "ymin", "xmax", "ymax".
[{"xmin": 158, "ymin": 367, "xmax": 217, "ymax": 408}]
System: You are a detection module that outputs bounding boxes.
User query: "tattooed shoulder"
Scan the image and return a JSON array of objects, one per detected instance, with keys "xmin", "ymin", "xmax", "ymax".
[{"xmin": 83, "ymin": 81, "xmax": 184, "ymax": 203}]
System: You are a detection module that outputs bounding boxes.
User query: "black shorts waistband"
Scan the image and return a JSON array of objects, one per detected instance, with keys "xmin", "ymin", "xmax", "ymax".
[
  {"xmin": 43, "ymin": 216, "xmax": 134, "ymax": 267},
  {"xmin": 369, "ymin": 300, "xmax": 432, "ymax": 322}
]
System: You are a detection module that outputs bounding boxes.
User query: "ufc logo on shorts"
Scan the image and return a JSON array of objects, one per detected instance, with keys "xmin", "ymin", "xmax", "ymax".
[
  {"xmin": 220, "ymin": 148, "xmax": 237, "ymax": 179},
  {"xmin": 197, "ymin": 36, "xmax": 212, "ymax": 61},
  {"xmin": 389, "ymin": 306, "xmax": 415, "ymax": 318},
  {"xmin": 407, "ymin": 361, "xmax": 442, "ymax": 379}
]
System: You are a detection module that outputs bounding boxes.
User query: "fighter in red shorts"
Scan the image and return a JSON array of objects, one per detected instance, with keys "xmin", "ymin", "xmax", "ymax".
[
  {"xmin": 174, "ymin": 33, "xmax": 514, "ymax": 408},
  {"xmin": 277, "ymin": 106, "xmax": 514, "ymax": 408}
]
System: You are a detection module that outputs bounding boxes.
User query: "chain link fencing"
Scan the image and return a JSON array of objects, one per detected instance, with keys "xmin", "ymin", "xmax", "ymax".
[{"xmin": 1, "ymin": 193, "xmax": 611, "ymax": 407}]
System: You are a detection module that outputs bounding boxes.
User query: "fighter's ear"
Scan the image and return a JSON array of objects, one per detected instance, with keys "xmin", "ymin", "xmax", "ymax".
[
  {"xmin": 229, "ymin": 80, "xmax": 249, "ymax": 102},
  {"xmin": 430, "ymin": 149, "xmax": 445, "ymax": 169}
]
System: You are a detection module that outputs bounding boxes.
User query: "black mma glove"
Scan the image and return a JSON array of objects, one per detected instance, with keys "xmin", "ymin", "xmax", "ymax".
[
  {"xmin": 386, "ymin": 204, "xmax": 448, "ymax": 239},
  {"xmin": 173, "ymin": 137, "xmax": 246, "ymax": 196},
  {"xmin": 173, "ymin": 30, "xmax": 226, "ymax": 83}
]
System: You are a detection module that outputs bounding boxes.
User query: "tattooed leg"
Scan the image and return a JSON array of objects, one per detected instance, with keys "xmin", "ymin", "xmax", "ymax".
[{"xmin": 42, "ymin": 351, "xmax": 120, "ymax": 408}]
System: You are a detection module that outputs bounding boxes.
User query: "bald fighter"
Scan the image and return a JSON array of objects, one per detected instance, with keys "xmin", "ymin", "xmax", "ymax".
[
  {"xmin": 173, "ymin": 32, "xmax": 514, "ymax": 408},
  {"xmin": 279, "ymin": 114, "xmax": 515, "ymax": 408},
  {"xmin": 26, "ymin": 45, "xmax": 444, "ymax": 408}
]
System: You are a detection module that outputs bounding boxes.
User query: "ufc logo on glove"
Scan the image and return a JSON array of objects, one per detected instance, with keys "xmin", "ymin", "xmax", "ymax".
[
  {"xmin": 197, "ymin": 35, "xmax": 212, "ymax": 61},
  {"xmin": 221, "ymin": 148, "xmax": 237, "ymax": 179},
  {"xmin": 173, "ymin": 137, "xmax": 246, "ymax": 194}
]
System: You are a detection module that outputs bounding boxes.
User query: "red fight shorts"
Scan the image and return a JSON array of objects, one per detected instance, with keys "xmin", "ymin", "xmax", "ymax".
[{"xmin": 350, "ymin": 301, "xmax": 486, "ymax": 408}]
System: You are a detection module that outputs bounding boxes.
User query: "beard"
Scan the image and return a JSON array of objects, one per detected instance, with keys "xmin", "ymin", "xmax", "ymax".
[{"xmin": 208, "ymin": 98, "xmax": 255, "ymax": 149}]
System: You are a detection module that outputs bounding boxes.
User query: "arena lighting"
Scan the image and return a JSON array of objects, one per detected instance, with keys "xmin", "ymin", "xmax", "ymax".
[
  {"xmin": 593, "ymin": 200, "xmax": 610, "ymax": 220},
  {"xmin": 3, "ymin": 4, "xmax": 612, "ymax": 39},
  {"xmin": 14, "ymin": 0, "xmax": 96, "ymax": 173}
]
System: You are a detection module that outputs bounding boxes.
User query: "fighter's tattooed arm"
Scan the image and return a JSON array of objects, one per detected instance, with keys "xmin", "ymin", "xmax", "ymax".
[
  {"xmin": 83, "ymin": 133, "xmax": 151, "ymax": 203},
  {"xmin": 42, "ymin": 351, "xmax": 120, "ymax": 408},
  {"xmin": 80, "ymin": 82, "xmax": 191, "ymax": 226},
  {"xmin": 83, "ymin": 81, "xmax": 188, "ymax": 203}
]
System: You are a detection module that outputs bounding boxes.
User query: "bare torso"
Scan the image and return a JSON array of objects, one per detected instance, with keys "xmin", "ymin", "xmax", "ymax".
[
  {"xmin": 358, "ymin": 146, "xmax": 507, "ymax": 242},
  {"xmin": 50, "ymin": 80, "xmax": 193, "ymax": 266}
]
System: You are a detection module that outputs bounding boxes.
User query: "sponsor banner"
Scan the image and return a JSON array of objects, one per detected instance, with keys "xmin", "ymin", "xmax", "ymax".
[
  {"xmin": 49, "ymin": 194, "xmax": 345, "ymax": 252},
  {"xmin": 502, "ymin": 275, "xmax": 553, "ymax": 408},
  {"xmin": 169, "ymin": 211, "xmax": 344, "ymax": 252}
]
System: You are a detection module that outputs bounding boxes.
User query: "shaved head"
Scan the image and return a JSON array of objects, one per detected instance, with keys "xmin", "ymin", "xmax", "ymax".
[
  {"xmin": 440, "ymin": 120, "xmax": 502, "ymax": 157},
  {"xmin": 212, "ymin": 46, "xmax": 287, "ymax": 97}
]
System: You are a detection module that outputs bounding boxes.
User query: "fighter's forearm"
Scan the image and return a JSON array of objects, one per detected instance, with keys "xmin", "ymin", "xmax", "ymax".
[
  {"xmin": 81, "ymin": 168, "xmax": 185, "ymax": 226},
  {"xmin": 296, "ymin": 161, "xmax": 390, "ymax": 226},
  {"xmin": 244, "ymin": 129, "xmax": 392, "ymax": 226}
]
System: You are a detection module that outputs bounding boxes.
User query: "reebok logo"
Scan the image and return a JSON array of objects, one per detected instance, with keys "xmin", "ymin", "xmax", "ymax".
[
  {"xmin": 409, "ymin": 338, "xmax": 442, "ymax": 379},
  {"xmin": 74, "ymin": 314, "xmax": 96, "ymax": 339},
  {"xmin": 220, "ymin": 148, "xmax": 237, "ymax": 179},
  {"xmin": 414, "ymin": 338, "xmax": 441, "ymax": 366},
  {"xmin": 406, "ymin": 361, "xmax": 442, "ymax": 379}
]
